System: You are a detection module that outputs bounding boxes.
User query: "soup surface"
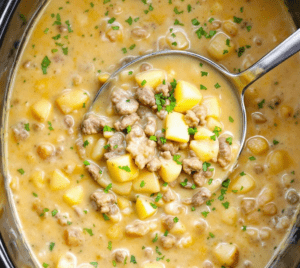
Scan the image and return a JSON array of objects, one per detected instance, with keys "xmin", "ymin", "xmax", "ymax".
[{"xmin": 5, "ymin": 0, "xmax": 300, "ymax": 268}]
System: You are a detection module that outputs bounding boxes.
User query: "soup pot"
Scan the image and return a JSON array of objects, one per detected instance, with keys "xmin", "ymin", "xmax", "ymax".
[{"xmin": 0, "ymin": 0, "xmax": 300, "ymax": 267}]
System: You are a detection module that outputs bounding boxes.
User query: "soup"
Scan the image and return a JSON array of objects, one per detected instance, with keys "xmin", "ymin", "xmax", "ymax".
[{"xmin": 5, "ymin": 0, "xmax": 300, "ymax": 267}]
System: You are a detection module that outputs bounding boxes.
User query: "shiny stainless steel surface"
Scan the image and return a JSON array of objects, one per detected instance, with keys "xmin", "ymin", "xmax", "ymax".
[{"xmin": 0, "ymin": 0, "xmax": 300, "ymax": 267}]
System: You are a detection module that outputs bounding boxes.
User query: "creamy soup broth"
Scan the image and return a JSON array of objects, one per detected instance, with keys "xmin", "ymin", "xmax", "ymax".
[{"xmin": 5, "ymin": 0, "xmax": 300, "ymax": 268}]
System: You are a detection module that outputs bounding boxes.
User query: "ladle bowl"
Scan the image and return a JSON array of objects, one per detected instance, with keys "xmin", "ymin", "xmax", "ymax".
[{"xmin": 89, "ymin": 29, "xmax": 300, "ymax": 179}]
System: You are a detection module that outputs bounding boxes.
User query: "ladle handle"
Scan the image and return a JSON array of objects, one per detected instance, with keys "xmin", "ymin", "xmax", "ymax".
[{"xmin": 240, "ymin": 29, "xmax": 300, "ymax": 88}]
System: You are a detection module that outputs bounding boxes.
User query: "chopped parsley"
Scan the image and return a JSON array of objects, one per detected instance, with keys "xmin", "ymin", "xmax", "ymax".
[
  {"xmin": 155, "ymin": 193, "xmax": 163, "ymax": 202},
  {"xmin": 229, "ymin": 116, "xmax": 234, "ymax": 122},
  {"xmin": 83, "ymin": 160, "xmax": 90, "ymax": 166},
  {"xmin": 237, "ymin": 46, "xmax": 245, "ymax": 57},
  {"xmin": 180, "ymin": 179, "xmax": 188, "ymax": 187},
  {"xmin": 126, "ymin": 125, "xmax": 131, "ymax": 133},
  {"xmin": 125, "ymin": 16, "xmax": 133, "ymax": 25},
  {"xmin": 103, "ymin": 214, "xmax": 110, "ymax": 221},
  {"xmin": 49, "ymin": 242, "xmax": 55, "ymax": 251},
  {"xmin": 200, "ymin": 84, "xmax": 207, "ymax": 90},
  {"xmin": 226, "ymin": 137, "xmax": 233, "ymax": 145},
  {"xmin": 160, "ymin": 137, "xmax": 167, "ymax": 144},
  {"xmin": 41, "ymin": 56, "xmax": 51, "ymax": 74},
  {"xmin": 273, "ymin": 139, "xmax": 279, "ymax": 145},
  {"xmin": 249, "ymin": 156, "xmax": 256, "ymax": 161},
  {"xmin": 214, "ymin": 83, "xmax": 221, "ymax": 89},
  {"xmin": 222, "ymin": 201, "xmax": 230, "ymax": 209},
  {"xmin": 233, "ymin": 16, "xmax": 243, "ymax": 24},
  {"xmin": 107, "ymin": 241, "xmax": 112, "ymax": 250},
  {"xmin": 202, "ymin": 162, "xmax": 211, "ymax": 172},
  {"xmin": 140, "ymin": 180, "xmax": 146, "ymax": 188},
  {"xmin": 141, "ymin": 79, "xmax": 147, "ymax": 86},
  {"xmin": 191, "ymin": 18, "xmax": 200, "ymax": 26},
  {"xmin": 118, "ymin": 166, "xmax": 131, "ymax": 172},
  {"xmin": 51, "ymin": 209, "xmax": 58, "ymax": 217},
  {"xmin": 108, "ymin": 17, "xmax": 116, "ymax": 24},
  {"xmin": 174, "ymin": 7, "xmax": 183, "ymax": 14},
  {"xmin": 258, "ymin": 99, "xmax": 265, "ymax": 109},
  {"xmin": 173, "ymin": 155, "xmax": 182, "ymax": 165},
  {"xmin": 174, "ymin": 19, "xmax": 184, "ymax": 26},
  {"xmin": 174, "ymin": 217, "xmax": 179, "ymax": 223},
  {"xmin": 152, "ymin": 233, "xmax": 158, "ymax": 243},
  {"xmin": 242, "ymin": 225, "xmax": 247, "ymax": 231},
  {"xmin": 84, "ymin": 228, "xmax": 94, "ymax": 236},
  {"xmin": 240, "ymin": 171, "xmax": 246, "ymax": 176},
  {"xmin": 104, "ymin": 183, "xmax": 112, "ymax": 193},
  {"xmin": 17, "ymin": 168, "xmax": 25, "ymax": 175},
  {"xmin": 201, "ymin": 211, "xmax": 209, "ymax": 218},
  {"xmin": 130, "ymin": 255, "xmax": 137, "ymax": 264},
  {"xmin": 150, "ymin": 203, "xmax": 158, "ymax": 209},
  {"xmin": 24, "ymin": 123, "xmax": 30, "ymax": 131},
  {"xmin": 149, "ymin": 135, "xmax": 157, "ymax": 141},
  {"xmin": 83, "ymin": 140, "xmax": 89, "ymax": 147},
  {"xmin": 32, "ymin": 192, "xmax": 38, "ymax": 197},
  {"xmin": 188, "ymin": 127, "xmax": 198, "ymax": 135},
  {"xmin": 201, "ymin": 71, "xmax": 208, "ymax": 76}
]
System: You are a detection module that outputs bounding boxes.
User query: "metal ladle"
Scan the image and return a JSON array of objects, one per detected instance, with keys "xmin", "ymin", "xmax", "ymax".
[{"xmin": 90, "ymin": 29, "xmax": 300, "ymax": 168}]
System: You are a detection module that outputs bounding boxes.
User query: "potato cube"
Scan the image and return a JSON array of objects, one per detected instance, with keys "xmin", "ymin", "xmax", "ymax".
[
  {"xmin": 117, "ymin": 197, "xmax": 132, "ymax": 210},
  {"xmin": 106, "ymin": 224, "xmax": 123, "ymax": 240},
  {"xmin": 166, "ymin": 31, "xmax": 189, "ymax": 50},
  {"xmin": 221, "ymin": 207, "xmax": 237, "ymax": 225},
  {"xmin": 98, "ymin": 73, "xmax": 110, "ymax": 84},
  {"xmin": 206, "ymin": 117, "xmax": 223, "ymax": 132},
  {"xmin": 247, "ymin": 136, "xmax": 269, "ymax": 155},
  {"xmin": 31, "ymin": 99, "xmax": 52, "ymax": 122},
  {"xmin": 166, "ymin": 112, "xmax": 189, "ymax": 143},
  {"xmin": 56, "ymin": 89, "xmax": 89, "ymax": 114},
  {"xmin": 207, "ymin": 33, "xmax": 235, "ymax": 60},
  {"xmin": 170, "ymin": 222, "xmax": 186, "ymax": 234},
  {"xmin": 174, "ymin": 81, "xmax": 203, "ymax": 113},
  {"xmin": 63, "ymin": 186, "xmax": 83, "ymax": 206},
  {"xmin": 135, "ymin": 69, "xmax": 166, "ymax": 88},
  {"xmin": 194, "ymin": 127, "xmax": 214, "ymax": 140},
  {"xmin": 136, "ymin": 197, "xmax": 157, "ymax": 220},
  {"xmin": 50, "ymin": 169, "xmax": 70, "ymax": 191},
  {"xmin": 231, "ymin": 173, "xmax": 255, "ymax": 194},
  {"xmin": 112, "ymin": 181, "xmax": 132, "ymax": 195},
  {"xmin": 107, "ymin": 154, "xmax": 139, "ymax": 182},
  {"xmin": 103, "ymin": 131, "xmax": 114, "ymax": 139},
  {"xmin": 56, "ymin": 252, "xmax": 77, "ymax": 268},
  {"xmin": 133, "ymin": 171, "xmax": 160, "ymax": 193},
  {"xmin": 31, "ymin": 170, "xmax": 45, "ymax": 188},
  {"xmin": 190, "ymin": 139, "xmax": 219, "ymax": 162},
  {"xmin": 142, "ymin": 262, "xmax": 164, "ymax": 268},
  {"xmin": 257, "ymin": 187, "xmax": 274, "ymax": 207},
  {"xmin": 159, "ymin": 158, "xmax": 182, "ymax": 182},
  {"xmin": 202, "ymin": 97, "xmax": 220, "ymax": 119},
  {"xmin": 91, "ymin": 138, "xmax": 106, "ymax": 161},
  {"xmin": 267, "ymin": 150, "xmax": 290, "ymax": 174},
  {"xmin": 214, "ymin": 243, "xmax": 239, "ymax": 267}
]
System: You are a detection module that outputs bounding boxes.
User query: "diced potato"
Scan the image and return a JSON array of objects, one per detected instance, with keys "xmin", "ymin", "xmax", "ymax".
[
  {"xmin": 280, "ymin": 105, "xmax": 293, "ymax": 118},
  {"xmin": 91, "ymin": 138, "xmax": 106, "ymax": 161},
  {"xmin": 223, "ymin": 21, "xmax": 238, "ymax": 37},
  {"xmin": 267, "ymin": 150, "xmax": 290, "ymax": 174},
  {"xmin": 132, "ymin": 171, "xmax": 160, "ymax": 193},
  {"xmin": 194, "ymin": 127, "xmax": 214, "ymax": 140},
  {"xmin": 159, "ymin": 158, "xmax": 182, "ymax": 182},
  {"xmin": 166, "ymin": 112, "xmax": 189, "ymax": 143},
  {"xmin": 112, "ymin": 181, "xmax": 132, "ymax": 195},
  {"xmin": 37, "ymin": 144, "xmax": 55, "ymax": 159},
  {"xmin": 107, "ymin": 154, "xmax": 139, "ymax": 183},
  {"xmin": 57, "ymin": 252, "xmax": 77, "ymax": 268},
  {"xmin": 50, "ymin": 169, "xmax": 70, "ymax": 191},
  {"xmin": 117, "ymin": 197, "xmax": 132, "ymax": 210},
  {"xmin": 257, "ymin": 187, "xmax": 274, "ymax": 207},
  {"xmin": 135, "ymin": 69, "xmax": 166, "ymax": 88},
  {"xmin": 190, "ymin": 139, "xmax": 219, "ymax": 162},
  {"xmin": 206, "ymin": 117, "xmax": 223, "ymax": 132},
  {"xmin": 63, "ymin": 186, "xmax": 83, "ymax": 206},
  {"xmin": 166, "ymin": 31, "xmax": 189, "ymax": 50},
  {"xmin": 106, "ymin": 224, "xmax": 123, "ymax": 240},
  {"xmin": 231, "ymin": 173, "xmax": 255, "ymax": 194},
  {"xmin": 247, "ymin": 136, "xmax": 269, "ymax": 155},
  {"xmin": 31, "ymin": 99, "xmax": 52, "ymax": 122},
  {"xmin": 170, "ymin": 222, "xmax": 186, "ymax": 234},
  {"xmin": 207, "ymin": 33, "xmax": 235, "ymax": 60},
  {"xmin": 221, "ymin": 207, "xmax": 237, "ymax": 225},
  {"xmin": 31, "ymin": 170, "xmax": 45, "ymax": 188},
  {"xmin": 211, "ymin": 2, "xmax": 223, "ymax": 14},
  {"xmin": 205, "ymin": 178, "xmax": 221, "ymax": 193},
  {"xmin": 98, "ymin": 73, "xmax": 110, "ymax": 84},
  {"xmin": 103, "ymin": 131, "xmax": 114, "ymax": 139},
  {"xmin": 136, "ymin": 197, "xmax": 157, "ymax": 220},
  {"xmin": 214, "ymin": 243, "xmax": 239, "ymax": 267},
  {"xmin": 56, "ymin": 89, "xmax": 89, "ymax": 114},
  {"xmin": 142, "ymin": 262, "xmax": 164, "ymax": 268},
  {"xmin": 202, "ymin": 97, "xmax": 220, "ymax": 119},
  {"xmin": 174, "ymin": 81, "xmax": 202, "ymax": 112}
]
